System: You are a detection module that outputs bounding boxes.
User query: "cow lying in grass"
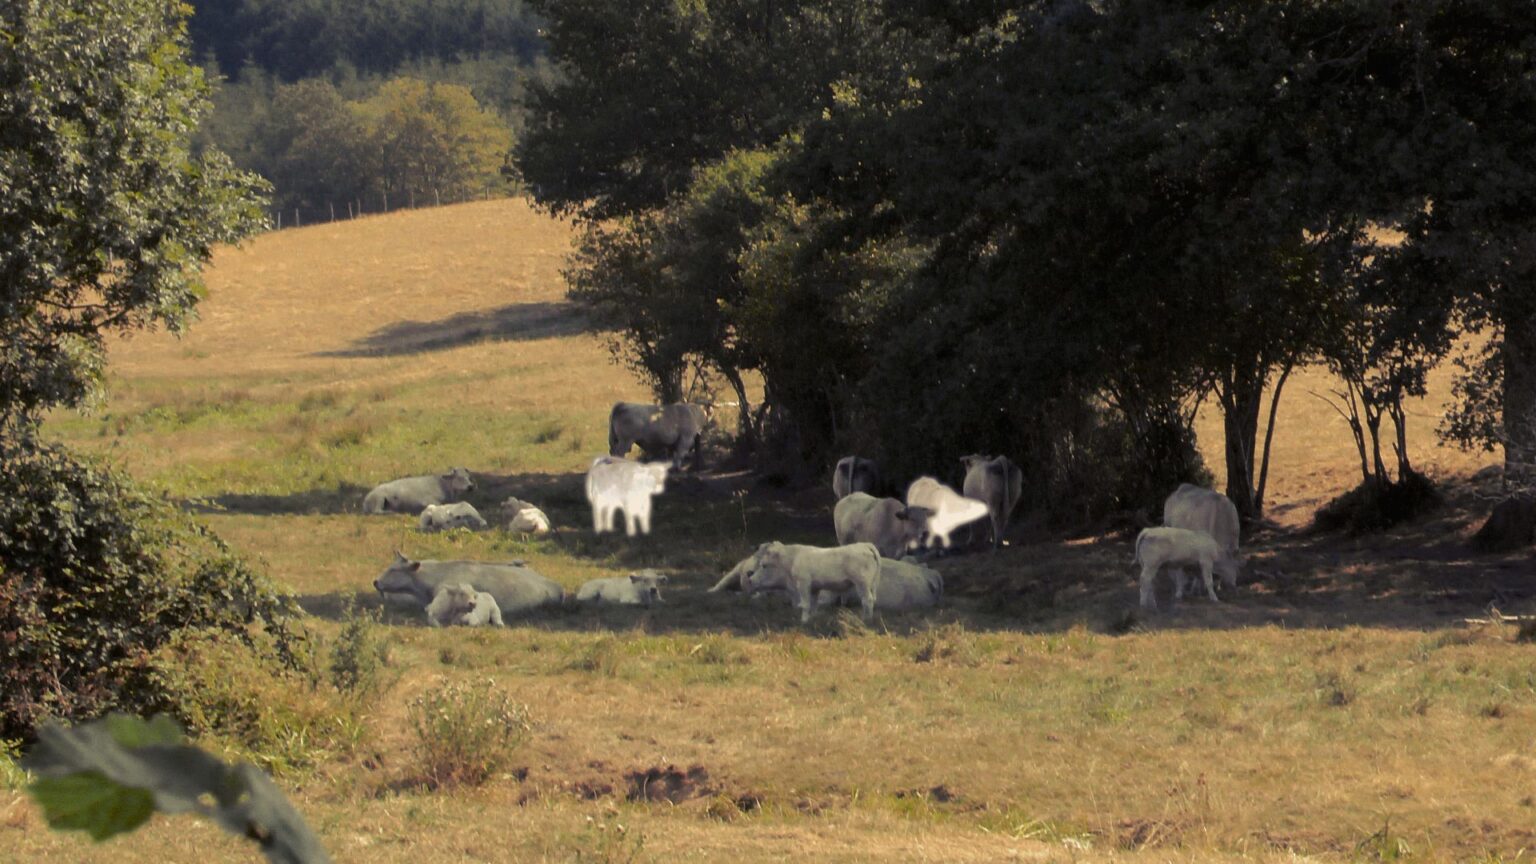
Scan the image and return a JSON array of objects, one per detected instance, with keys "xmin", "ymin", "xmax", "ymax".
[
  {"xmin": 418, "ymin": 501, "xmax": 488, "ymax": 532},
  {"xmin": 741, "ymin": 541, "xmax": 882, "ymax": 623},
  {"xmin": 1133, "ymin": 526, "xmax": 1239, "ymax": 611},
  {"xmin": 575, "ymin": 570, "xmax": 668, "ymax": 606},
  {"xmin": 425, "ymin": 581, "xmax": 504, "ymax": 627},
  {"xmin": 818, "ymin": 556, "xmax": 942, "ymax": 611},
  {"xmin": 373, "ymin": 552, "xmax": 563, "ymax": 617},
  {"xmin": 362, "ymin": 467, "xmax": 474, "ymax": 515}
]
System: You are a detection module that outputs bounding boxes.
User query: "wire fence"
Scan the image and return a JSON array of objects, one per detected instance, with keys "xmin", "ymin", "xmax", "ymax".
[{"xmin": 266, "ymin": 186, "xmax": 515, "ymax": 231}]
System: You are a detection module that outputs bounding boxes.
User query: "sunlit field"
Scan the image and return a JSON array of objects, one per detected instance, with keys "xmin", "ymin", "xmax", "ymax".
[{"xmin": 10, "ymin": 197, "xmax": 1533, "ymax": 862}]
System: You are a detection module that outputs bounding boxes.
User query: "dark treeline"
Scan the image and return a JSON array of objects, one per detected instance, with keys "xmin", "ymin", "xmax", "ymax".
[
  {"xmin": 518, "ymin": 0, "xmax": 1536, "ymax": 529},
  {"xmin": 188, "ymin": 0, "xmax": 544, "ymax": 82}
]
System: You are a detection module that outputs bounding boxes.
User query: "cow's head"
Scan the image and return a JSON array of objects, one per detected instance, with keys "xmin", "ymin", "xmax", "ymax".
[
  {"xmin": 628, "ymin": 570, "xmax": 669, "ymax": 606},
  {"xmin": 374, "ymin": 550, "xmax": 431, "ymax": 605},
  {"xmin": 898, "ymin": 505, "xmax": 934, "ymax": 549},
  {"xmin": 443, "ymin": 467, "xmax": 475, "ymax": 495}
]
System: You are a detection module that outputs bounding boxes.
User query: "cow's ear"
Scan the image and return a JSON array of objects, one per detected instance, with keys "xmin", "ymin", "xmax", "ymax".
[
  {"xmin": 408, "ymin": 561, "xmax": 421, "ymax": 572},
  {"xmin": 393, "ymin": 549, "xmax": 407, "ymax": 563}
]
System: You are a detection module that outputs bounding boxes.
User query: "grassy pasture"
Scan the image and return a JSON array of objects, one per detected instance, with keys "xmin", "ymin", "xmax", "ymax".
[{"xmin": 9, "ymin": 198, "xmax": 1536, "ymax": 862}]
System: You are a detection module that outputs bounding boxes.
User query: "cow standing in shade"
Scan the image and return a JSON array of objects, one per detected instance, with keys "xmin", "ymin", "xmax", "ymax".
[
  {"xmin": 608, "ymin": 402, "xmax": 710, "ymax": 470},
  {"xmin": 362, "ymin": 467, "xmax": 474, "ymax": 515},
  {"xmin": 1133, "ymin": 526, "xmax": 1238, "ymax": 611},
  {"xmin": 905, "ymin": 476, "xmax": 990, "ymax": 551},
  {"xmin": 961, "ymin": 454, "xmax": 1023, "ymax": 549},
  {"xmin": 741, "ymin": 541, "xmax": 882, "ymax": 623},
  {"xmin": 585, "ymin": 456, "xmax": 669, "ymax": 536},
  {"xmin": 833, "ymin": 492, "xmax": 930, "ymax": 559},
  {"xmin": 832, "ymin": 456, "xmax": 880, "ymax": 500},
  {"xmin": 1162, "ymin": 483, "xmax": 1242, "ymax": 588}
]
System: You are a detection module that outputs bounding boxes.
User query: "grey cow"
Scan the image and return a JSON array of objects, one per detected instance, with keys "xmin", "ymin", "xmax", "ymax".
[
  {"xmin": 575, "ymin": 570, "xmax": 669, "ymax": 606},
  {"xmin": 832, "ymin": 456, "xmax": 880, "ymax": 500},
  {"xmin": 961, "ymin": 454, "xmax": 1023, "ymax": 548},
  {"xmin": 608, "ymin": 402, "xmax": 710, "ymax": 470},
  {"xmin": 424, "ymin": 582, "xmax": 504, "ymax": 627},
  {"xmin": 362, "ymin": 467, "xmax": 474, "ymax": 515},
  {"xmin": 373, "ymin": 552, "xmax": 563, "ymax": 617},
  {"xmin": 833, "ymin": 492, "xmax": 931, "ymax": 559}
]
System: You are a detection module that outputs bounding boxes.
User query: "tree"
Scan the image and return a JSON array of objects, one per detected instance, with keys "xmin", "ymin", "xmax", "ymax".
[
  {"xmin": 0, "ymin": 0, "xmax": 268, "ymax": 427},
  {"xmin": 356, "ymin": 78, "xmax": 512, "ymax": 203}
]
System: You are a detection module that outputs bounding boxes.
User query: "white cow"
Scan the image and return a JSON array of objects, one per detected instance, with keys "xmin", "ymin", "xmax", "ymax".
[
  {"xmin": 585, "ymin": 456, "xmax": 669, "ymax": 536},
  {"xmin": 906, "ymin": 476, "xmax": 990, "ymax": 551},
  {"xmin": 424, "ymin": 581, "xmax": 504, "ymax": 627},
  {"xmin": 832, "ymin": 456, "xmax": 880, "ymax": 500},
  {"xmin": 833, "ymin": 492, "xmax": 931, "ymax": 559},
  {"xmin": 818, "ymin": 556, "xmax": 942, "ymax": 610},
  {"xmin": 741, "ymin": 541, "xmax": 882, "ymax": 623},
  {"xmin": 499, "ymin": 496, "xmax": 552, "ymax": 535},
  {"xmin": 418, "ymin": 501, "xmax": 489, "ymax": 532},
  {"xmin": 575, "ymin": 570, "xmax": 669, "ymax": 606},
  {"xmin": 362, "ymin": 467, "xmax": 475, "ymax": 515},
  {"xmin": 961, "ymin": 454, "xmax": 1023, "ymax": 548},
  {"xmin": 1162, "ymin": 483, "xmax": 1241, "ymax": 586},
  {"xmin": 1133, "ymin": 526, "xmax": 1239, "ymax": 611}
]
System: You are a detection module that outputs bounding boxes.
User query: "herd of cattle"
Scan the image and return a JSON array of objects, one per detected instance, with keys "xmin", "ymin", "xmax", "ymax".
[{"xmin": 365, "ymin": 402, "xmax": 1247, "ymax": 627}]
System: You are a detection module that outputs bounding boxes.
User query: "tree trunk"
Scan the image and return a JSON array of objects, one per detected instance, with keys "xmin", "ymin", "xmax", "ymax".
[
  {"xmin": 1502, "ymin": 303, "xmax": 1536, "ymax": 493},
  {"xmin": 719, "ymin": 365, "xmax": 756, "ymax": 454},
  {"xmin": 1254, "ymin": 363, "xmax": 1291, "ymax": 513},
  {"xmin": 1220, "ymin": 363, "xmax": 1265, "ymax": 521}
]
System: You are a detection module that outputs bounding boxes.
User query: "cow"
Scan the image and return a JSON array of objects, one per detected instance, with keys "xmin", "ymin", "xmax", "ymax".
[
  {"xmin": 905, "ymin": 476, "xmax": 990, "ymax": 551},
  {"xmin": 362, "ymin": 467, "xmax": 474, "ymax": 515},
  {"xmin": 833, "ymin": 492, "xmax": 931, "ymax": 559},
  {"xmin": 961, "ymin": 454, "xmax": 1023, "ymax": 548},
  {"xmin": 499, "ymin": 496, "xmax": 552, "ymax": 535},
  {"xmin": 424, "ymin": 582, "xmax": 504, "ymax": 627},
  {"xmin": 1133, "ymin": 526, "xmax": 1239, "ymax": 611},
  {"xmin": 373, "ymin": 552, "xmax": 563, "ymax": 616},
  {"xmin": 585, "ymin": 456, "xmax": 669, "ymax": 536},
  {"xmin": 818, "ymin": 556, "xmax": 943, "ymax": 611},
  {"xmin": 608, "ymin": 402, "xmax": 711, "ymax": 470},
  {"xmin": 575, "ymin": 570, "xmax": 669, "ymax": 606},
  {"xmin": 740, "ymin": 541, "xmax": 882, "ymax": 623},
  {"xmin": 832, "ymin": 456, "xmax": 880, "ymax": 500},
  {"xmin": 418, "ymin": 501, "xmax": 489, "ymax": 533},
  {"xmin": 1162, "ymin": 483, "xmax": 1241, "ymax": 586}
]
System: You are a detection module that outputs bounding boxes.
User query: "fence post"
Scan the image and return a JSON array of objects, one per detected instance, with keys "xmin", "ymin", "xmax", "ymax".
[
  {"xmin": 275, "ymin": 210, "xmax": 281, "ymax": 230},
  {"xmin": 329, "ymin": 202, "xmax": 335, "ymax": 222},
  {"xmin": 294, "ymin": 208, "xmax": 300, "ymax": 228},
  {"xmin": 409, "ymin": 189, "xmax": 415, "ymax": 209},
  {"xmin": 434, "ymin": 189, "xmax": 441, "ymax": 207},
  {"xmin": 383, "ymin": 191, "xmax": 389, "ymax": 212}
]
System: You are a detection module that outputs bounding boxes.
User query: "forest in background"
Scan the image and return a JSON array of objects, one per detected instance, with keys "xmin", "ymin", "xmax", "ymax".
[{"xmin": 187, "ymin": 0, "xmax": 553, "ymax": 219}]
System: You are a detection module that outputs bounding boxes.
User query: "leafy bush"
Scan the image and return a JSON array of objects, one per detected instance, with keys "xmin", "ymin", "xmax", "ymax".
[
  {"xmin": 407, "ymin": 677, "xmax": 531, "ymax": 789},
  {"xmin": 0, "ymin": 438, "xmax": 301, "ymax": 741},
  {"xmin": 151, "ymin": 603, "xmax": 391, "ymax": 773},
  {"xmin": 1313, "ymin": 471, "xmax": 1442, "ymax": 534}
]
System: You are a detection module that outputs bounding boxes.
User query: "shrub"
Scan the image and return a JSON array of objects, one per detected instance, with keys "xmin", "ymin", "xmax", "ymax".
[
  {"xmin": 407, "ymin": 677, "xmax": 531, "ymax": 789},
  {"xmin": 0, "ymin": 438, "xmax": 300, "ymax": 741},
  {"xmin": 1313, "ymin": 471, "xmax": 1442, "ymax": 534}
]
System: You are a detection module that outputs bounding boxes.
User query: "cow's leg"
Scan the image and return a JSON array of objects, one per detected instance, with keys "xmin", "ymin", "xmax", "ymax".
[
  {"xmin": 1173, "ymin": 565, "xmax": 1187, "ymax": 601},
  {"xmin": 1201, "ymin": 560, "xmax": 1220, "ymax": 603},
  {"xmin": 636, "ymin": 501, "xmax": 652, "ymax": 535},
  {"xmin": 591, "ymin": 503, "xmax": 604, "ymax": 533},
  {"xmin": 1139, "ymin": 563, "xmax": 1159, "ymax": 611}
]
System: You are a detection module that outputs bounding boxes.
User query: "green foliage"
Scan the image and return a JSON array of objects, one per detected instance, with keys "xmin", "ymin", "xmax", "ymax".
[
  {"xmin": 0, "ymin": 437, "xmax": 301, "ymax": 741},
  {"xmin": 23, "ymin": 713, "xmax": 332, "ymax": 863},
  {"xmin": 357, "ymin": 78, "xmax": 513, "ymax": 202},
  {"xmin": 406, "ymin": 677, "xmax": 531, "ymax": 789},
  {"xmin": 0, "ymin": 0, "xmax": 267, "ymax": 425},
  {"xmin": 151, "ymin": 602, "xmax": 391, "ymax": 773}
]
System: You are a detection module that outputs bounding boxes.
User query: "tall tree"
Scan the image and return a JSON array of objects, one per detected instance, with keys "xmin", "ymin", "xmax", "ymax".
[{"xmin": 0, "ymin": 0, "xmax": 268, "ymax": 427}]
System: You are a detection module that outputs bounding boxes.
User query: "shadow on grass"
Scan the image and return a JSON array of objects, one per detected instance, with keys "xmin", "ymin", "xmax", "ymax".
[
  {"xmin": 316, "ymin": 301, "xmax": 591, "ymax": 358},
  {"xmin": 183, "ymin": 482, "xmax": 373, "ymax": 516}
]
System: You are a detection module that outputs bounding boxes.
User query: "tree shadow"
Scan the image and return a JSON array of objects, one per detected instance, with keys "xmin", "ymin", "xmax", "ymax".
[
  {"xmin": 316, "ymin": 301, "xmax": 592, "ymax": 358},
  {"xmin": 183, "ymin": 482, "xmax": 372, "ymax": 516}
]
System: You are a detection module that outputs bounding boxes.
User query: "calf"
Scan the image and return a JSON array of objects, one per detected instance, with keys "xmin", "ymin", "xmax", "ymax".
[
  {"xmin": 1133, "ymin": 526, "xmax": 1239, "ymax": 611},
  {"xmin": 575, "ymin": 570, "xmax": 669, "ymax": 606},
  {"xmin": 425, "ymin": 582, "xmax": 504, "ymax": 627},
  {"xmin": 418, "ymin": 501, "xmax": 489, "ymax": 532},
  {"xmin": 585, "ymin": 456, "xmax": 669, "ymax": 536}
]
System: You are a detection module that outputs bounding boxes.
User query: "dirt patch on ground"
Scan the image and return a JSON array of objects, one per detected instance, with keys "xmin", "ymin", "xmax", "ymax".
[{"xmin": 625, "ymin": 763, "xmax": 717, "ymax": 803}]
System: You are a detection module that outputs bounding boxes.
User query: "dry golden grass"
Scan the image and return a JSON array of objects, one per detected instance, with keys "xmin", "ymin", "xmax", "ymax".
[{"xmin": 14, "ymin": 197, "xmax": 1534, "ymax": 863}]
